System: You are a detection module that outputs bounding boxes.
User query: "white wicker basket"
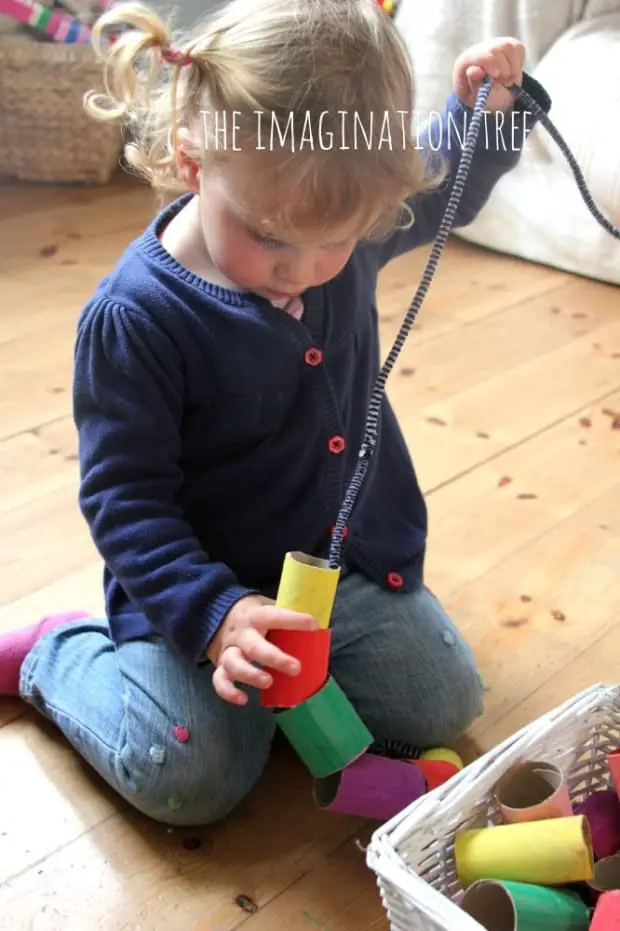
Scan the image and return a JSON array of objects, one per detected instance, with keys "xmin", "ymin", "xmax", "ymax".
[{"xmin": 366, "ymin": 682, "xmax": 620, "ymax": 930}]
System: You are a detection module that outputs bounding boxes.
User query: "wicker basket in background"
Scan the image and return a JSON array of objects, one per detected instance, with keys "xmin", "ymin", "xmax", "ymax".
[
  {"xmin": 366, "ymin": 682, "xmax": 620, "ymax": 931},
  {"xmin": 0, "ymin": 20, "xmax": 122, "ymax": 184}
]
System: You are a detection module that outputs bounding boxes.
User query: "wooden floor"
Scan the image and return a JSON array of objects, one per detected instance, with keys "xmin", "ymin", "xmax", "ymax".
[{"xmin": 1, "ymin": 171, "xmax": 619, "ymax": 930}]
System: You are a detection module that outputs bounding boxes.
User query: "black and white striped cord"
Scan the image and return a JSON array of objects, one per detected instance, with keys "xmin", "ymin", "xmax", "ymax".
[{"xmin": 328, "ymin": 77, "xmax": 620, "ymax": 570}]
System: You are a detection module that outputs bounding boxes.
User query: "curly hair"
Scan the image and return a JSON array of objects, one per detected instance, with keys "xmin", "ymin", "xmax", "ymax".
[{"xmin": 85, "ymin": 0, "xmax": 445, "ymax": 241}]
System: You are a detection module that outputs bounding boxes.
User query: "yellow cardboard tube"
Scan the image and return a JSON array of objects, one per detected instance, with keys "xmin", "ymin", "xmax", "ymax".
[
  {"xmin": 275, "ymin": 551, "xmax": 340, "ymax": 630},
  {"xmin": 455, "ymin": 815, "xmax": 594, "ymax": 889}
]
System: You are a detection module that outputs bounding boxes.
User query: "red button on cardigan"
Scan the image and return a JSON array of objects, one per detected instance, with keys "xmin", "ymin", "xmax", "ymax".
[
  {"xmin": 331, "ymin": 524, "xmax": 348, "ymax": 539},
  {"xmin": 387, "ymin": 572, "xmax": 404, "ymax": 589},
  {"xmin": 328, "ymin": 435, "xmax": 346, "ymax": 454},
  {"xmin": 304, "ymin": 347, "xmax": 322, "ymax": 366}
]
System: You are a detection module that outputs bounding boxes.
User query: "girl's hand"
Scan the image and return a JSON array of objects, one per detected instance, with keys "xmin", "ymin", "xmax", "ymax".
[
  {"xmin": 208, "ymin": 594, "xmax": 318, "ymax": 705},
  {"xmin": 453, "ymin": 38, "xmax": 525, "ymax": 112}
]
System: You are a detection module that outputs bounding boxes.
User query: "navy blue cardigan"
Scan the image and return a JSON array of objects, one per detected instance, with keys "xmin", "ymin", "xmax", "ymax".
[{"xmin": 73, "ymin": 78, "xmax": 551, "ymax": 663}]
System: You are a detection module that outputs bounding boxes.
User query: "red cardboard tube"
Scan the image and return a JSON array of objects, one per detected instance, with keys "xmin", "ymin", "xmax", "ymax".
[
  {"xmin": 610, "ymin": 751, "xmax": 620, "ymax": 798},
  {"xmin": 408, "ymin": 758, "xmax": 460, "ymax": 790},
  {"xmin": 260, "ymin": 628, "xmax": 331, "ymax": 708},
  {"xmin": 591, "ymin": 891, "xmax": 620, "ymax": 930},
  {"xmin": 313, "ymin": 752, "xmax": 427, "ymax": 820}
]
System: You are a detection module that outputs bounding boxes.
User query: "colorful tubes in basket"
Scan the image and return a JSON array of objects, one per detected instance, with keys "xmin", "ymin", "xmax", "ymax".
[
  {"xmin": 591, "ymin": 890, "xmax": 620, "ymax": 930},
  {"xmin": 454, "ymin": 815, "xmax": 594, "ymax": 888},
  {"xmin": 460, "ymin": 879, "xmax": 590, "ymax": 930},
  {"xmin": 0, "ymin": 0, "xmax": 93, "ymax": 43},
  {"xmin": 494, "ymin": 760, "xmax": 573, "ymax": 824},
  {"xmin": 313, "ymin": 752, "xmax": 427, "ymax": 820}
]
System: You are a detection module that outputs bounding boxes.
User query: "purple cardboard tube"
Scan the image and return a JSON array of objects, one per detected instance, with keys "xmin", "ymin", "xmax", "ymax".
[
  {"xmin": 575, "ymin": 790, "xmax": 620, "ymax": 860},
  {"xmin": 313, "ymin": 752, "xmax": 427, "ymax": 821}
]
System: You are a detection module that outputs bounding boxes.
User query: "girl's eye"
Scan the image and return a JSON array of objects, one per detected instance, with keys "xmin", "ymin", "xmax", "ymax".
[{"xmin": 250, "ymin": 230, "xmax": 285, "ymax": 250}]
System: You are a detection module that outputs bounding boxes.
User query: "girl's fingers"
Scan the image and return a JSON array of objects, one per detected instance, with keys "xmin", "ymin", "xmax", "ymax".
[
  {"xmin": 220, "ymin": 644, "xmax": 273, "ymax": 689},
  {"xmin": 212, "ymin": 663, "xmax": 249, "ymax": 705},
  {"xmin": 236, "ymin": 627, "xmax": 302, "ymax": 676},
  {"xmin": 465, "ymin": 64, "xmax": 485, "ymax": 85},
  {"xmin": 506, "ymin": 43, "xmax": 525, "ymax": 85},
  {"xmin": 253, "ymin": 607, "xmax": 319, "ymax": 632}
]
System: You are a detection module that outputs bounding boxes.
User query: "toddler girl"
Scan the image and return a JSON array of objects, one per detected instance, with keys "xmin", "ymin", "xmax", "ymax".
[{"xmin": 0, "ymin": 0, "xmax": 550, "ymax": 825}]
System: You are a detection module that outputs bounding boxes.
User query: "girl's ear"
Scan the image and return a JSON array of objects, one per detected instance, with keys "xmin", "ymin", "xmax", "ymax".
[{"xmin": 176, "ymin": 129, "xmax": 200, "ymax": 193}]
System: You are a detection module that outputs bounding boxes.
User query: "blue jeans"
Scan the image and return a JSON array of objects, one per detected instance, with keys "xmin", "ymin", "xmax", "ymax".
[{"xmin": 19, "ymin": 571, "xmax": 483, "ymax": 826}]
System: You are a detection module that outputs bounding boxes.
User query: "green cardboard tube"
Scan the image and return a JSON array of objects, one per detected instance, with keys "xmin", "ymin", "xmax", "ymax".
[
  {"xmin": 461, "ymin": 879, "xmax": 591, "ymax": 930},
  {"xmin": 276, "ymin": 675, "xmax": 373, "ymax": 778}
]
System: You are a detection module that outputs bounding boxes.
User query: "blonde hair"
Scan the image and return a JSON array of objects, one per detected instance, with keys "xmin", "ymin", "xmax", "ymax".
[{"xmin": 86, "ymin": 0, "xmax": 444, "ymax": 242}]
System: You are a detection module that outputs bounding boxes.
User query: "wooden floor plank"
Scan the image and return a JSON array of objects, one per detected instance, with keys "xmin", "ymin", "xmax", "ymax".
[
  {"xmin": 377, "ymin": 236, "xmax": 571, "ymax": 333},
  {"xmin": 0, "ymin": 715, "xmax": 116, "ymax": 885},
  {"xmin": 443, "ymin": 483, "xmax": 619, "ymax": 745},
  {"xmin": 210, "ymin": 835, "xmax": 386, "ymax": 931},
  {"xmin": 0, "ymin": 325, "xmax": 73, "ymax": 440},
  {"xmin": 0, "ymin": 184, "xmax": 155, "ymax": 273},
  {"xmin": 0, "ymin": 744, "xmax": 364, "ymax": 931},
  {"xmin": 0, "ymin": 417, "xmax": 78, "ymax": 515},
  {"xmin": 424, "ymin": 390, "xmax": 620, "ymax": 594},
  {"xmin": 0, "ymin": 485, "xmax": 97, "ymax": 608},
  {"xmin": 403, "ymin": 328, "xmax": 620, "ymax": 493},
  {"xmin": 387, "ymin": 279, "xmax": 620, "ymax": 419},
  {"xmin": 480, "ymin": 616, "xmax": 620, "ymax": 749},
  {"xmin": 0, "ymin": 563, "xmax": 104, "ymax": 634},
  {"xmin": 0, "ymin": 170, "xmax": 138, "ymax": 222},
  {"xmin": 0, "ymin": 698, "xmax": 25, "ymax": 729}
]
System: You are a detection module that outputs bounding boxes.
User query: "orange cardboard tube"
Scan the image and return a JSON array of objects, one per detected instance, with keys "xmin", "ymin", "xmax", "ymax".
[
  {"xmin": 609, "ymin": 750, "xmax": 620, "ymax": 799},
  {"xmin": 495, "ymin": 760, "xmax": 573, "ymax": 824}
]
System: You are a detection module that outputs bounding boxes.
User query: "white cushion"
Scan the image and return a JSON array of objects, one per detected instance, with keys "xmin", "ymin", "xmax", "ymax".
[{"xmin": 395, "ymin": 0, "xmax": 620, "ymax": 284}]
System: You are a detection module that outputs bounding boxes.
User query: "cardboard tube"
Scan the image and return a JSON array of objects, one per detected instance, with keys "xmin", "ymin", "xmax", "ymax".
[
  {"xmin": 259, "ymin": 629, "xmax": 331, "ymax": 709},
  {"xmin": 591, "ymin": 890, "xmax": 620, "ymax": 930},
  {"xmin": 420, "ymin": 747, "xmax": 464, "ymax": 770},
  {"xmin": 495, "ymin": 761, "xmax": 573, "ymax": 824},
  {"xmin": 609, "ymin": 750, "xmax": 620, "ymax": 798},
  {"xmin": 454, "ymin": 815, "xmax": 594, "ymax": 888},
  {"xmin": 575, "ymin": 789, "xmax": 620, "ymax": 860},
  {"xmin": 460, "ymin": 880, "xmax": 590, "ymax": 930},
  {"xmin": 276, "ymin": 675, "xmax": 373, "ymax": 779},
  {"xmin": 313, "ymin": 752, "xmax": 427, "ymax": 821},
  {"xmin": 588, "ymin": 853, "xmax": 620, "ymax": 903},
  {"xmin": 408, "ymin": 759, "xmax": 460, "ymax": 790},
  {"xmin": 273, "ymin": 551, "xmax": 340, "ymax": 630}
]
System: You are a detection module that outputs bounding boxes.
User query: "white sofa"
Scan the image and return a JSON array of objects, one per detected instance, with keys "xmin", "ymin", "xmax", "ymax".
[{"xmin": 395, "ymin": 0, "xmax": 620, "ymax": 285}]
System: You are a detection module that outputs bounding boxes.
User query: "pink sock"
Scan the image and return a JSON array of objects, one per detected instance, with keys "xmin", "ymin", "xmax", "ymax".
[{"xmin": 0, "ymin": 610, "xmax": 92, "ymax": 696}]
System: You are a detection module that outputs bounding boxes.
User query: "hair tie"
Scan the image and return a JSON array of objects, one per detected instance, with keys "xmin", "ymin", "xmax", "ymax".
[{"xmin": 162, "ymin": 46, "xmax": 192, "ymax": 67}]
